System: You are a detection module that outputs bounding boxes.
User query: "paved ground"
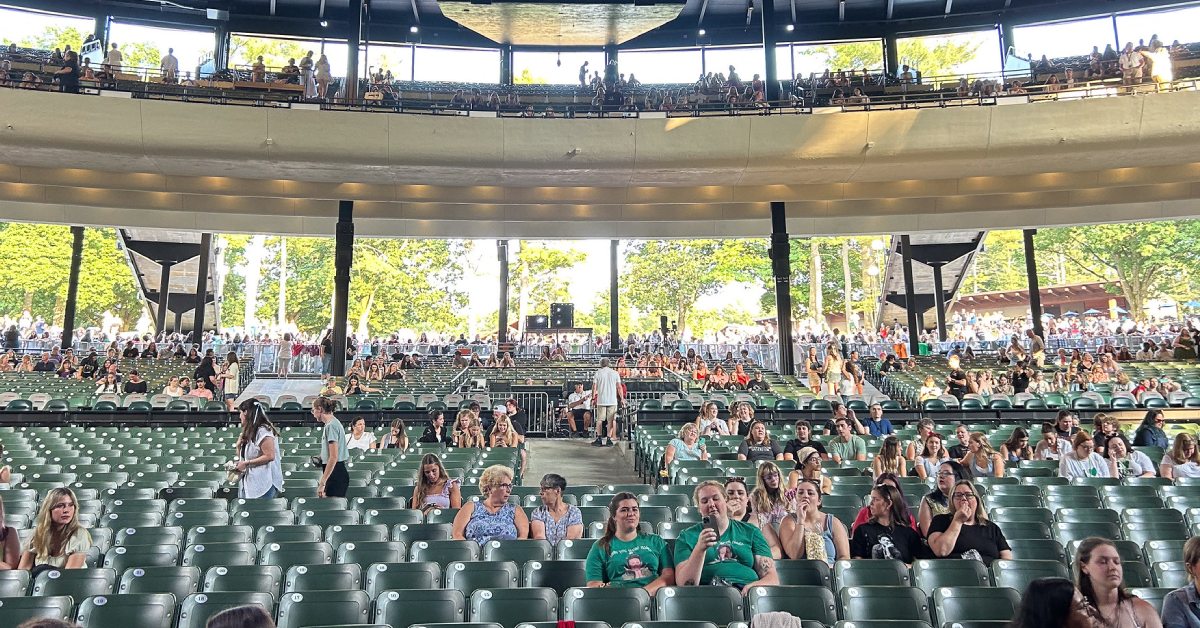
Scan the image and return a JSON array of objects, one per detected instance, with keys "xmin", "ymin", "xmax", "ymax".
[{"xmin": 525, "ymin": 437, "xmax": 642, "ymax": 487}]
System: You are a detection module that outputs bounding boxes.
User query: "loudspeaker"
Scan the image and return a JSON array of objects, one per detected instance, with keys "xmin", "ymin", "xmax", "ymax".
[
  {"xmin": 526, "ymin": 315, "xmax": 549, "ymax": 330},
  {"xmin": 550, "ymin": 303, "xmax": 574, "ymax": 329}
]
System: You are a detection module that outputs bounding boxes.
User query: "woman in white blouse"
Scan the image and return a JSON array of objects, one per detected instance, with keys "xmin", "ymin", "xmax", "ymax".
[
  {"xmin": 1161, "ymin": 433, "xmax": 1200, "ymax": 480},
  {"xmin": 1059, "ymin": 431, "xmax": 1117, "ymax": 479},
  {"xmin": 345, "ymin": 416, "xmax": 377, "ymax": 452},
  {"xmin": 1104, "ymin": 433, "xmax": 1156, "ymax": 478}
]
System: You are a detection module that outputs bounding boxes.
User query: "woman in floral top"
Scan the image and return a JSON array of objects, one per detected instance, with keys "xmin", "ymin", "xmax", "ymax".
[{"xmin": 531, "ymin": 473, "xmax": 584, "ymax": 546}]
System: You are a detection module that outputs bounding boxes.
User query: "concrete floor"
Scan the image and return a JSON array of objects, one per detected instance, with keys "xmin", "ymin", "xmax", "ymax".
[{"xmin": 524, "ymin": 437, "xmax": 642, "ymax": 487}]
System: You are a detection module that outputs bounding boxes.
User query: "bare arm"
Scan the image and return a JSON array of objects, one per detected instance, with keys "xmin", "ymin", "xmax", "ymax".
[
  {"xmin": 63, "ymin": 551, "xmax": 87, "ymax": 569},
  {"xmin": 643, "ymin": 568, "xmax": 675, "ymax": 596},
  {"xmin": 16, "ymin": 551, "xmax": 33, "ymax": 571},
  {"xmin": 530, "ymin": 520, "xmax": 547, "ymax": 540},
  {"xmin": 451, "ymin": 502, "xmax": 475, "ymax": 540},
  {"xmin": 514, "ymin": 507, "xmax": 530, "ymax": 539},
  {"xmin": 0, "ymin": 533, "xmax": 20, "ymax": 570},
  {"xmin": 992, "ymin": 455, "xmax": 1005, "ymax": 477},
  {"xmin": 675, "ymin": 529, "xmax": 715, "ymax": 586},
  {"xmin": 832, "ymin": 519, "xmax": 851, "ymax": 560},
  {"xmin": 742, "ymin": 554, "xmax": 779, "ymax": 593},
  {"xmin": 319, "ymin": 441, "xmax": 339, "ymax": 498},
  {"xmin": 449, "ymin": 482, "xmax": 462, "ymax": 509},
  {"xmin": 927, "ymin": 520, "xmax": 963, "ymax": 557},
  {"xmin": 663, "ymin": 444, "xmax": 677, "ymax": 467}
]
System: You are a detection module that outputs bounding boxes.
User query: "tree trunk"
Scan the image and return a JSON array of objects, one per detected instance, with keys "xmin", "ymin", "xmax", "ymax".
[
  {"xmin": 278, "ymin": 237, "xmax": 288, "ymax": 328},
  {"xmin": 810, "ymin": 239, "xmax": 823, "ymax": 327},
  {"xmin": 517, "ymin": 252, "xmax": 529, "ymax": 338},
  {"xmin": 841, "ymin": 239, "xmax": 854, "ymax": 332},
  {"xmin": 23, "ymin": 289, "xmax": 33, "ymax": 313}
]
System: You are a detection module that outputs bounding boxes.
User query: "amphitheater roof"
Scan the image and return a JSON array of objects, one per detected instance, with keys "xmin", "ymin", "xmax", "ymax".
[{"xmin": 2, "ymin": 87, "xmax": 1200, "ymax": 238}]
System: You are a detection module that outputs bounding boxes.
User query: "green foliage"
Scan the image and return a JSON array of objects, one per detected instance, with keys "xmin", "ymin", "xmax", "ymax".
[
  {"xmin": 0, "ymin": 223, "xmax": 142, "ymax": 326},
  {"xmin": 622, "ymin": 239, "xmax": 766, "ymax": 334},
  {"xmin": 228, "ymin": 36, "xmax": 308, "ymax": 69},
  {"xmin": 513, "ymin": 68, "xmax": 547, "ymax": 85},
  {"xmin": 511, "ymin": 243, "xmax": 580, "ymax": 329},
  {"xmin": 797, "ymin": 36, "xmax": 981, "ymax": 77},
  {"xmin": 120, "ymin": 41, "xmax": 162, "ymax": 71},
  {"xmin": 11, "ymin": 25, "xmax": 85, "ymax": 52},
  {"xmin": 794, "ymin": 41, "xmax": 886, "ymax": 72}
]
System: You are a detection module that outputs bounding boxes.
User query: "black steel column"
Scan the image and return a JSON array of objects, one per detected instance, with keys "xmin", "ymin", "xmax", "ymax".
[
  {"xmin": 345, "ymin": 0, "xmax": 364, "ymax": 100},
  {"xmin": 93, "ymin": 15, "xmax": 109, "ymax": 49},
  {"xmin": 61, "ymin": 226, "xmax": 85, "ymax": 351},
  {"xmin": 883, "ymin": 33, "xmax": 899, "ymax": 78},
  {"xmin": 214, "ymin": 25, "xmax": 230, "ymax": 71},
  {"xmin": 331, "ymin": 201, "xmax": 354, "ymax": 377},
  {"xmin": 610, "ymin": 239, "xmax": 620, "ymax": 352},
  {"xmin": 931, "ymin": 262, "xmax": 947, "ymax": 342},
  {"xmin": 156, "ymin": 262, "xmax": 174, "ymax": 335},
  {"xmin": 1024, "ymin": 229, "xmax": 1045, "ymax": 341},
  {"xmin": 193, "ymin": 233, "xmax": 212, "ymax": 340},
  {"xmin": 500, "ymin": 45, "xmax": 513, "ymax": 86},
  {"xmin": 760, "ymin": 0, "xmax": 780, "ymax": 102},
  {"xmin": 999, "ymin": 21, "xmax": 1016, "ymax": 60},
  {"xmin": 497, "ymin": 240, "xmax": 510, "ymax": 344},
  {"xmin": 770, "ymin": 202, "xmax": 795, "ymax": 375},
  {"xmin": 900, "ymin": 235, "xmax": 920, "ymax": 358}
]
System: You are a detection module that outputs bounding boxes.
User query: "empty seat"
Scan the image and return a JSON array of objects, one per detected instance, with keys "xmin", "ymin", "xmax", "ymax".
[
  {"xmin": 445, "ymin": 560, "xmax": 519, "ymax": 595},
  {"xmin": 31, "ymin": 568, "xmax": 117, "ymax": 602},
  {"xmin": 653, "ymin": 586, "xmax": 744, "ymax": 625},
  {"xmin": 989, "ymin": 559, "xmax": 1069, "ymax": 593},
  {"xmin": 365, "ymin": 562, "xmax": 443, "ymax": 598},
  {"xmin": 835, "ymin": 559, "xmax": 911, "ymax": 587},
  {"xmin": 202, "ymin": 565, "xmax": 283, "ymax": 599},
  {"xmin": 470, "ymin": 587, "xmax": 560, "ymax": 628},
  {"xmin": 482, "ymin": 539, "xmax": 554, "ymax": 563},
  {"xmin": 0, "ymin": 595, "xmax": 74, "ymax": 625},
  {"xmin": 117, "ymin": 565, "xmax": 201, "ymax": 599},
  {"xmin": 176, "ymin": 591, "xmax": 276, "ymax": 628},
  {"xmin": 933, "ymin": 586, "xmax": 1021, "ymax": 624},
  {"xmin": 275, "ymin": 589, "xmax": 372, "ymax": 628},
  {"xmin": 745, "ymin": 585, "xmax": 838, "ymax": 626},
  {"xmin": 410, "ymin": 539, "xmax": 482, "ymax": 566},
  {"xmin": 561, "ymin": 587, "xmax": 653, "ymax": 626},
  {"xmin": 775, "ymin": 559, "xmax": 832, "ymax": 587},
  {"xmin": 284, "ymin": 563, "xmax": 362, "ymax": 593},
  {"xmin": 911, "ymin": 559, "xmax": 992, "ymax": 594},
  {"xmin": 73, "ymin": 593, "xmax": 176, "ymax": 628},
  {"xmin": 374, "ymin": 588, "xmax": 467, "ymax": 626},
  {"xmin": 839, "ymin": 586, "xmax": 931, "ymax": 622}
]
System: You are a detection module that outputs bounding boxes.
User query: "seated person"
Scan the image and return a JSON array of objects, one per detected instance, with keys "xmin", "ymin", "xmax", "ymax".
[
  {"xmin": 19, "ymin": 487, "xmax": 91, "ymax": 570},
  {"xmin": 345, "ymin": 417, "xmax": 377, "ymax": 451},
  {"xmin": 122, "ymin": 370, "xmax": 148, "ymax": 394},
  {"xmin": 418, "ymin": 410, "xmax": 455, "ymax": 446},
  {"xmin": 452, "ymin": 465, "xmax": 527, "ymax": 545},
  {"xmin": 674, "ymin": 480, "xmax": 778, "ymax": 592},
  {"xmin": 586, "ymin": 492, "xmax": 675, "ymax": 592},
  {"xmin": 926, "ymin": 480, "xmax": 1012, "ymax": 565}
]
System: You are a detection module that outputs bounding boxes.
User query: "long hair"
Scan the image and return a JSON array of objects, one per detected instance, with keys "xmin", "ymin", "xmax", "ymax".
[
  {"xmin": 1074, "ymin": 537, "xmax": 1131, "ymax": 606},
  {"xmin": 870, "ymin": 484, "xmax": 909, "ymax": 528},
  {"xmin": 237, "ymin": 399, "xmax": 277, "ymax": 459},
  {"xmin": 204, "ymin": 604, "xmax": 276, "ymax": 628},
  {"xmin": 876, "ymin": 436, "xmax": 903, "ymax": 474},
  {"xmin": 413, "ymin": 453, "xmax": 450, "ymax": 508},
  {"xmin": 29, "ymin": 487, "xmax": 85, "ymax": 562},
  {"xmin": 1003, "ymin": 428, "xmax": 1030, "ymax": 455},
  {"xmin": 598, "ymin": 491, "xmax": 639, "ymax": 553},
  {"xmin": 969, "ymin": 432, "xmax": 997, "ymax": 458},
  {"xmin": 1170, "ymin": 433, "xmax": 1199, "ymax": 465},
  {"xmin": 750, "ymin": 461, "xmax": 785, "ymax": 516},
  {"xmin": 1008, "ymin": 577, "xmax": 1088, "ymax": 628},
  {"xmin": 745, "ymin": 420, "xmax": 770, "ymax": 446},
  {"xmin": 927, "ymin": 461, "xmax": 970, "ymax": 507}
]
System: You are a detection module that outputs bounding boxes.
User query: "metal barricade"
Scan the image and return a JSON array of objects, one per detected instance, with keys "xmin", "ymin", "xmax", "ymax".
[{"xmin": 488, "ymin": 391, "xmax": 551, "ymax": 434}]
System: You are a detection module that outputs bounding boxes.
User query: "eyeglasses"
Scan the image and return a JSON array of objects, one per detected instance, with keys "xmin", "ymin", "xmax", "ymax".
[
  {"xmin": 952, "ymin": 492, "xmax": 977, "ymax": 501},
  {"xmin": 936, "ymin": 471, "xmax": 956, "ymax": 477},
  {"xmin": 762, "ymin": 473, "xmax": 780, "ymax": 480},
  {"xmin": 495, "ymin": 483, "xmax": 513, "ymax": 490}
]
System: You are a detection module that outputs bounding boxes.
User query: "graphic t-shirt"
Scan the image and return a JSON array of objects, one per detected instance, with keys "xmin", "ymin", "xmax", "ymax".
[
  {"xmin": 585, "ymin": 533, "xmax": 674, "ymax": 588},
  {"xmin": 673, "ymin": 519, "xmax": 770, "ymax": 586},
  {"xmin": 850, "ymin": 521, "xmax": 922, "ymax": 562}
]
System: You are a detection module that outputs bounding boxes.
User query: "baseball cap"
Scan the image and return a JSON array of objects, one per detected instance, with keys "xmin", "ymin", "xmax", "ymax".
[{"xmin": 493, "ymin": 405, "xmax": 507, "ymax": 414}]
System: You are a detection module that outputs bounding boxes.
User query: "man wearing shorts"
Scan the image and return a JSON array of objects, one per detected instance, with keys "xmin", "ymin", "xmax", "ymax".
[{"xmin": 591, "ymin": 358, "xmax": 624, "ymax": 447}]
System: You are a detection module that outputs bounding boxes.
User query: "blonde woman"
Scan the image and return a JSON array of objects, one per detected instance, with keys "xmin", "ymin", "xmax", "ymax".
[
  {"xmin": 489, "ymin": 415, "xmax": 520, "ymax": 448},
  {"xmin": 1161, "ymin": 433, "xmax": 1200, "ymax": 480},
  {"xmin": 457, "ymin": 417, "xmax": 486, "ymax": 449},
  {"xmin": 918, "ymin": 376, "xmax": 942, "ymax": 402},
  {"xmin": 871, "ymin": 435, "xmax": 907, "ymax": 479},
  {"xmin": 663, "ymin": 423, "xmax": 708, "ymax": 467},
  {"xmin": 18, "ymin": 487, "xmax": 91, "ymax": 570},
  {"xmin": 750, "ymin": 461, "xmax": 790, "ymax": 531},
  {"xmin": 822, "ymin": 346, "xmax": 844, "ymax": 396},
  {"xmin": 451, "ymin": 410, "xmax": 474, "ymax": 444},
  {"xmin": 452, "ymin": 465, "xmax": 528, "ymax": 545},
  {"xmin": 962, "ymin": 432, "xmax": 1005, "ymax": 478},
  {"xmin": 778, "ymin": 479, "xmax": 849, "ymax": 567}
]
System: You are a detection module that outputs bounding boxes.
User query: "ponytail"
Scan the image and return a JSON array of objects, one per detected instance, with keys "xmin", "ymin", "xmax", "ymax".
[{"xmin": 598, "ymin": 491, "xmax": 637, "ymax": 553}]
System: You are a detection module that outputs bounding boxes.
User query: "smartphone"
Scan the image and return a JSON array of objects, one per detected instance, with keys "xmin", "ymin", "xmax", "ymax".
[
  {"xmin": 698, "ymin": 438, "xmax": 707, "ymax": 448},
  {"xmin": 702, "ymin": 516, "xmax": 719, "ymax": 536}
]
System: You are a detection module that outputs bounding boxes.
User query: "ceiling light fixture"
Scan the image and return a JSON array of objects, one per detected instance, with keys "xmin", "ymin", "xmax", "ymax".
[
  {"xmin": 785, "ymin": 24, "xmax": 794, "ymax": 31},
  {"xmin": 698, "ymin": 28, "xmax": 706, "ymax": 36},
  {"xmin": 320, "ymin": 19, "xmax": 328, "ymax": 27},
  {"xmin": 410, "ymin": 25, "xmax": 419, "ymax": 33}
]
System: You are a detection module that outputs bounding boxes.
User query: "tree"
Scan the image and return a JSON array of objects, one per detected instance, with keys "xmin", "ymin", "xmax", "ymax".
[
  {"xmin": 797, "ymin": 36, "xmax": 982, "ymax": 78},
  {"xmin": 513, "ymin": 68, "xmax": 548, "ymax": 85},
  {"xmin": 119, "ymin": 41, "xmax": 162, "ymax": 71},
  {"xmin": 228, "ymin": 36, "xmax": 308, "ymax": 69},
  {"xmin": 510, "ymin": 243, "xmax": 580, "ymax": 335},
  {"xmin": 1037, "ymin": 221, "xmax": 1200, "ymax": 317},
  {"xmin": 622, "ymin": 239, "xmax": 766, "ymax": 336},
  {"xmin": 10, "ymin": 25, "xmax": 85, "ymax": 53}
]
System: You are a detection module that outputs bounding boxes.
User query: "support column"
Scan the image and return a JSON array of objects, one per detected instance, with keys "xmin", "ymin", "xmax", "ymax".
[
  {"xmin": 193, "ymin": 233, "xmax": 212, "ymax": 341},
  {"xmin": 770, "ymin": 202, "xmax": 795, "ymax": 375},
  {"xmin": 173, "ymin": 311, "xmax": 183, "ymax": 333},
  {"xmin": 1023, "ymin": 229, "xmax": 1044, "ymax": 341},
  {"xmin": 214, "ymin": 25, "xmax": 230, "ymax": 71},
  {"xmin": 931, "ymin": 262, "xmax": 947, "ymax": 342},
  {"xmin": 603, "ymin": 44, "xmax": 618, "ymax": 85},
  {"xmin": 760, "ymin": 0, "xmax": 780, "ymax": 101},
  {"xmin": 497, "ymin": 240, "xmax": 510, "ymax": 344},
  {"xmin": 883, "ymin": 33, "xmax": 899, "ymax": 78},
  {"xmin": 93, "ymin": 15, "xmax": 109, "ymax": 49},
  {"xmin": 345, "ymin": 0, "xmax": 365, "ymax": 100},
  {"xmin": 500, "ymin": 45, "xmax": 514, "ymax": 85},
  {"xmin": 610, "ymin": 239, "xmax": 620, "ymax": 352},
  {"xmin": 331, "ymin": 201, "xmax": 354, "ymax": 377},
  {"xmin": 999, "ymin": 21, "xmax": 1016, "ymax": 60},
  {"xmin": 899, "ymin": 235, "xmax": 920, "ymax": 359},
  {"xmin": 156, "ymin": 262, "xmax": 175, "ymax": 335},
  {"xmin": 61, "ymin": 227, "xmax": 85, "ymax": 351}
]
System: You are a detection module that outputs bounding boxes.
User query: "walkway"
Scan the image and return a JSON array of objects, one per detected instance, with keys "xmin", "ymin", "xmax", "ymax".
[
  {"xmin": 524, "ymin": 438, "xmax": 642, "ymax": 487},
  {"xmin": 238, "ymin": 376, "xmax": 322, "ymax": 406}
]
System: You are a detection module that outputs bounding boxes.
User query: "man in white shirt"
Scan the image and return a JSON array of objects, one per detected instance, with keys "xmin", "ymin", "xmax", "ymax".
[
  {"xmin": 104, "ymin": 43, "xmax": 122, "ymax": 73},
  {"xmin": 1119, "ymin": 42, "xmax": 1143, "ymax": 86},
  {"xmin": 160, "ymin": 48, "xmax": 179, "ymax": 82},
  {"xmin": 591, "ymin": 358, "xmax": 624, "ymax": 447},
  {"xmin": 563, "ymin": 382, "xmax": 592, "ymax": 437}
]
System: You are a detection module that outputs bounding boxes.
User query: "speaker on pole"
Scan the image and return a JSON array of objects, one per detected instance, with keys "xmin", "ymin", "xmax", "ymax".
[
  {"xmin": 550, "ymin": 303, "xmax": 575, "ymax": 329},
  {"xmin": 526, "ymin": 315, "xmax": 549, "ymax": 330}
]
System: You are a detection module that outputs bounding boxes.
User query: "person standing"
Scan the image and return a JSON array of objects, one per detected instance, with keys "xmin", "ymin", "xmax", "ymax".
[
  {"xmin": 219, "ymin": 351, "xmax": 241, "ymax": 411},
  {"xmin": 1026, "ymin": 329, "xmax": 1046, "ymax": 369},
  {"xmin": 591, "ymin": 357, "xmax": 624, "ymax": 448},
  {"xmin": 234, "ymin": 399, "xmax": 283, "ymax": 499},
  {"xmin": 312, "ymin": 397, "xmax": 349, "ymax": 498},
  {"xmin": 300, "ymin": 51, "xmax": 316, "ymax": 99},
  {"xmin": 159, "ymin": 47, "xmax": 178, "ymax": 82},
  {"xmin": 54, "ymin": 50, "xmax": 79, "ymax": 94}
]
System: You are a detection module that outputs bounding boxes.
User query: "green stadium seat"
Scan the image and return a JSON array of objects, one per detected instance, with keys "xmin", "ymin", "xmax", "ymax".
[
  {"xmin": 653, "ymin": 586, "xmax": 743, "ymax": 625},
  {"xmin": 446, "ymin": 560, "xmax": 520, "ymax": 595},
  {"xmin": 521, "ymin": 560, "xmax": 588, "ymax": 595},
  {"xmin": 1144, "ymin": 540, "xmax": 1187, "ymax": 565},
  {"xmin": 365, "ymin": 562, "xmax": 443, "ymax": 598},
  {"xmin": 102, "ymin": 544, "xmax": 179, "ymax": 572},
  {"xmin": 275, "ymin": 589, "xmax": 372, "ymax": 628},
  {"xmin": 176, "ymin": 592, "xmax": 276, "ymax": 628},
  {"xmin": 0, "ymin": 571, "xmax": 31, "ymax": 597},
  {"xmin": 482, "ymin": 539, "xmax": 554, "ymax": 563},
  {"xmin": 117, "ymin": 565, "xmax": 200, "ymax": 599},
  {"xmin": 745, "ymin": 585, "xmax": 839, "ymax": 625},
  {"xmin": 259, "ymin": 541, "xmax": 334, "ymax": 571},
  {"xmin": 202, "ymin": 565, "xmax": 283, "ymax": 599},
  {"xmin": 562, "ymin": 587, "xmax": 652, "ymax": 625},
  {"xmin": 933, "ymin": 586, "xmax": 1020, "ymax": 624},
  {"xmin": 114, "ymin": 525, "xmax": 183, "ymax": 548},
  {"xmin": 411, "ymin": 539, "xmax": 482, "ymax": 566},
  {"xmin": 257, "ymin": 525, "xmax": 324, "ymax": 546},
  {"xmin": 391, "ymin": 523, "xmax": 454, "ymax": 545},
  {"xmin": 839, "ymin": 586, "xmax": 931, "ymax": 623},
  {"xmin": 73, "ymin": 593, "xmax": 176, "ymax": 628},
  {"xmin": 989, "ymin": 559, "xmax": 1069, "ymax": 593},
  {"xmin": 32, "ymin": 568, "xmax": 117, "ymax": 603},
  {"xmin": 283, "ymin": 563, "xmax": 362, "ymax": 593},
  {"xmin": 775, "ymin": 559, "xmax": 832, "ymax": 587},
  {"xmin": 374, "ymin": 588, "xmax": 467, "ymax": 626},
  {"xmin": 1129, "ymin": 587, "xmax": 1174, "ymax": 614},
  {"xmin": 835, "ymin": 559, "xmax": 911, "ymax": 587},
  {"xmin": 336, "ymin": 541, "xmax": 407, "ymax": 572},
  {"xmin": 183, "ymin": 542, "xmax": 257, "ymax": 570},
  {"xmin": 470, "ymin": 587, "xmax": 560, "ymax": 628},
  {"xmin": 911, "ymin": 559, "xmax": 992, "ymax": 595},
  {"xmin": 0, "ymin": 595, "xmax": 74, "ymax": 625}
]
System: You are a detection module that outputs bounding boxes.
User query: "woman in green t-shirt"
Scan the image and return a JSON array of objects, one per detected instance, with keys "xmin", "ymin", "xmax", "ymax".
[{"xmin": 585, "ymin": 492, "xmax": 675, "ymax": 593}]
